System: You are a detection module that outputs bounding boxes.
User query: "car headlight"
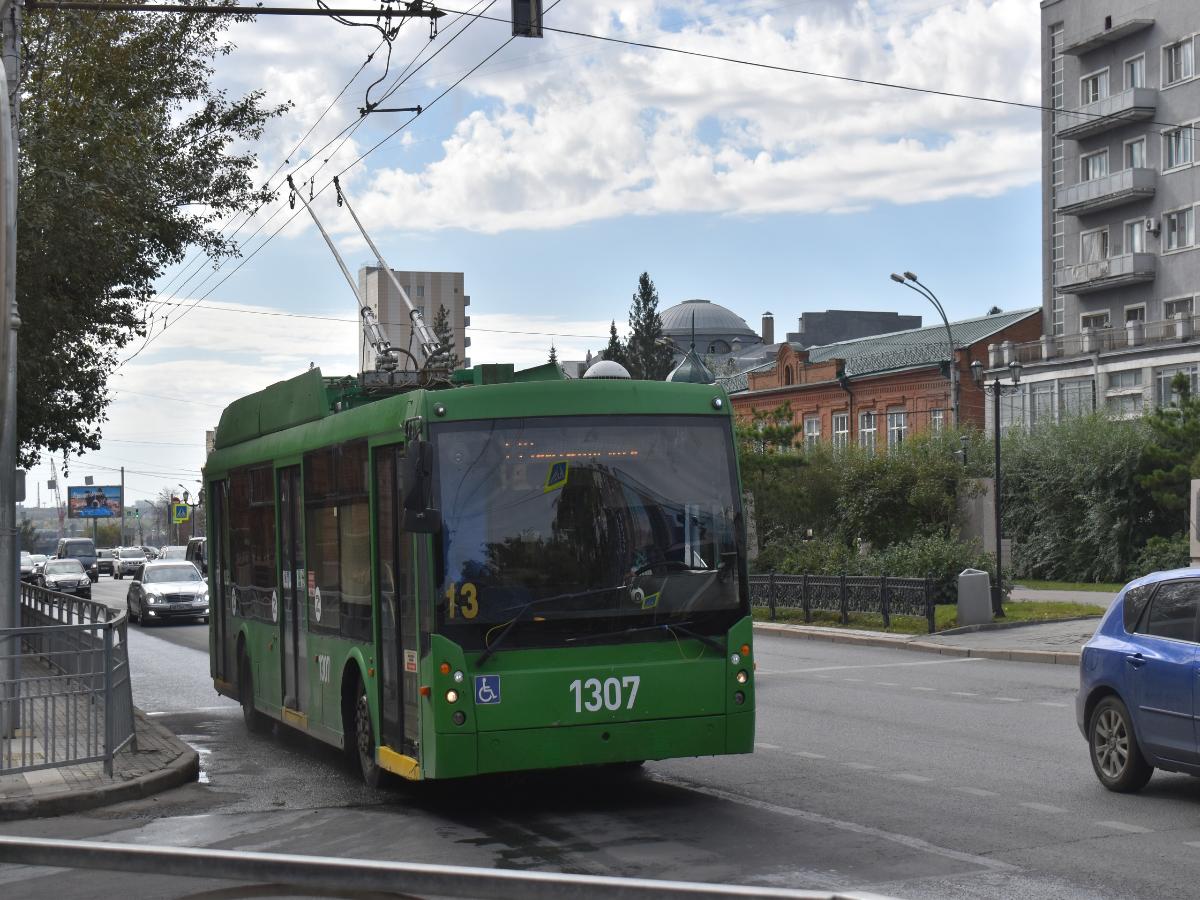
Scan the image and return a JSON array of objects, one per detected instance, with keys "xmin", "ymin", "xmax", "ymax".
[{"xmin": 145, "ymin": 592, "xmax": 162, "ymax": 604}]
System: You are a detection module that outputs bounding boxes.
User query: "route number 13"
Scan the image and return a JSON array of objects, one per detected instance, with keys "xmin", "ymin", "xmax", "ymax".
[{"xmin": 569, "ymin": 676, "xmax": 640, "ymax": 713}]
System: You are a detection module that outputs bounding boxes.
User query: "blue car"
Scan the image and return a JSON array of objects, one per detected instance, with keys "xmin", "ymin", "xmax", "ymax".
[{"xmin": 1078, "ymin": 568, "xmax": 1200, "ymax": 792}]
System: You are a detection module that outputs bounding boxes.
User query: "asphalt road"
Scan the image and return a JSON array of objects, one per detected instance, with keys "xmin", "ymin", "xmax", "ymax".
[{"xmin": 4, "ymin": 613, "xmax": 1200, "ymax": 898}]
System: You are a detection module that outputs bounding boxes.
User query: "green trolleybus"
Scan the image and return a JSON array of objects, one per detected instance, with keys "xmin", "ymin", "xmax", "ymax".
[{"xmin": 206, "ymin": 363, "xmax": 754, "ymax": 784}]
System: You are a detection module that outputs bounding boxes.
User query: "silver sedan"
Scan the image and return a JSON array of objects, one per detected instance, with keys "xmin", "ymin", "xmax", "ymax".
[{"xmin": 126, "ymin": 560, "xmax": 209, "ymax": 625}]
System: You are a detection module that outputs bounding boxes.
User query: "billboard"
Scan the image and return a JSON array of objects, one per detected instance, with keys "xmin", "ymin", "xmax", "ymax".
[{"xmin": 68, "ymin": 485, "xmax": 123, "ymax": 519}]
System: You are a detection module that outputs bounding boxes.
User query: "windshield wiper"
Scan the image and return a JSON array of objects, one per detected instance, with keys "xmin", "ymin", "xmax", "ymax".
[
  {"xmin": 475, "ymin": 583, "xmax": 627, "ymax": 667},
  {"xmin": 567, "ymin": 620, "xmax": 724, "ymax": 654}
]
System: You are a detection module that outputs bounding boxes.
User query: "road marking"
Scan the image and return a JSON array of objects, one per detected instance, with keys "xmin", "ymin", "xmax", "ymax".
[
  {"xmin": 993, "ymin": 697, "xmax": 1023, "ymax": 703},
  {"xmin": 1021, "ymin": 802, "xmax": 1067, "ymax": 814},
  {"xmin": 843, "ymin": 678, "xmax": 865, "ymax": 683},
  {"xmin": 911, "ymin": 686, "xmax": 937, "ymax": 691},
  {"xmin": 1097, "ymin": 820, "xmax": 1151, "ymax": 834},
  {"xmin": 875, "ymin": 681, "xmax": 900, "ymax": 687},
  {"xmin": 759, "ymin": 658, "xmax": 984, "ymax": 676},
  {"xmin": 650, "ymin": 774, "xmax": 1017, "ymax": 873},
  {"xmin": 788, "ymin": 751, "xmax": 826, "ymax": 760},
  {"xmin": 754, "ymin": 742, "xmax": 782, "ymax": 751},
  {"xmin": 1183, "ymin": 841, "xmax": 1200, "ymax": 849},
  {"xmin": 950, "ymin": 691, "xmax": 979, "ymax": 697},
  {"xmin": 950, "ymin": 786, "xmax": 998, "ymax": 798},
  {"xmin": 890, "ymin": 773, "xmax": 933, "ymax": 783},
  {"xmin": 1037, "ymin": 701, "xmax": 1069, "ymax": 708},
  {"xmin": 843, "ymin": 762, "xmax": 878, "ymax": 770},
  {"xmin": 145, "ymin": 706, "xmax": 237, "ymax": 716}
]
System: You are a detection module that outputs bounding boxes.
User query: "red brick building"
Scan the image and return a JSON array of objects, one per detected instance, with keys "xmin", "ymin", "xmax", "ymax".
[{"xmin": 727, "ymin": 309, "xmax": 1042, "ymax": 450}]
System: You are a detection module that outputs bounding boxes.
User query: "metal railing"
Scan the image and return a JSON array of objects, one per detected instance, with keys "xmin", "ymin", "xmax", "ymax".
[
  {"xmin": 0, "ymin": 584, "xmax": 135, "ymax": 776},
  {"xmin": 0, "ymin": 836, "xmax": 896, "ymax": 899},
  {"xmin": 750, "ymin": 573, "xmax": 935, "ymax": 633},
  {"xmin": 1002, "ymin": 312, "xmax": 1199, "ymax": 366}
]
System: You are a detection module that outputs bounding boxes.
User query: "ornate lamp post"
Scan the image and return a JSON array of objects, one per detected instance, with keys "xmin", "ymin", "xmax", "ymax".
[{"xmin": 971, "ymin": 358, "xmax": 1022, "ymax": 617}]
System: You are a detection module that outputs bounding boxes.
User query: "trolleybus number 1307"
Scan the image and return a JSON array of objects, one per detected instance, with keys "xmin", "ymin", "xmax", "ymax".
[{"xmin": 569, "ymin": 676, "xmax": 641, "ymax": 713}]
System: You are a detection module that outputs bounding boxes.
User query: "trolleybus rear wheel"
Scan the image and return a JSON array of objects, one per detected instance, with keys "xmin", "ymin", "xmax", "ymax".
[
  {"xmin": 352, "ymin": 681, "xmax": 383, "ymax": 788},
  {"xmin": 240, "ymin": 650, "xmax": 266, "ymax": 734}
]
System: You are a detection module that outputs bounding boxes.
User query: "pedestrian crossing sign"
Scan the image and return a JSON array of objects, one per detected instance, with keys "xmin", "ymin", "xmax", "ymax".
[{"xmin": 172, "ymin": 503, "xmax": 189, "ymax": 523}]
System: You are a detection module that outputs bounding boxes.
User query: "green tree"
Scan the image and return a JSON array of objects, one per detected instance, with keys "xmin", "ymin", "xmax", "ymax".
[
  {"xmin": 623, "ymin": 272, "xmax": 674, "ymax": 380},
  {"xmin": 1137, "ymin": 372, "xmax": 1200, "ymax": 537},
  {"xmin": 548, "ymin": 343, "xmax": 558, "ymax": 364},
  {"xmin": 18, "ymin": 517, "xmax": 37, "ymax": 552},
  {"xmin": 431, "ymin": 304, "xmax": 460, "ymax": 369},
  {"xmin": 16, "ymin": 3, "xmax": 289, "ymax": 466},
  {"xmin": 601, "ymin": 320, "xmax": 627, "ymax": 368}
]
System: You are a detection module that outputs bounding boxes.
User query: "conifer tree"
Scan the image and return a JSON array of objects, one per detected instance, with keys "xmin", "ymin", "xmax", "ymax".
[
  {"xmin": 548, "ymin": 343, "xmax": 558, "ymax": 364},
  {"xmin": 624, "ymin": 272, "xmax": 675, "ymax": 380},
  {"xmin": 601, "ymin": 320, "xmax": 628, "ymax": 368},
  {"xmin": 431, "ymin": 304, "xmax": 460, "ymax": 369}
]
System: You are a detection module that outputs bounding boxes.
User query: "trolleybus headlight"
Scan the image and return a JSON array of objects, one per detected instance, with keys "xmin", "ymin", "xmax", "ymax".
[
  {"xmin": 445, "ymin": 689, "xmax": 459, "ymax": 704},
  {"xmin": 734, "ymin": 691, "xmax": 745, "ymax": 705},
  {"xmin": 453, "ymin": 670, "xmax": 464, "ymax": 684},
  {"xmin": 736, "ymin": 670, "xmax": 748, "ymax": 684},
  {"xmin": 730, "ymin": 653, "xmax": 741, "ymax": 665},
  {"xmin": 452, "ymin": 711, "xmax": 466, "ymax": 726}
]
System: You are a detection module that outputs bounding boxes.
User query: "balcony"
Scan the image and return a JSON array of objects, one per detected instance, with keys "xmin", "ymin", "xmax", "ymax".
[
  {"xmin": 1053, "ymin": 253, "xmax": 1156, "ymax": 295},
  {"xmin": 1063, "ymin": 18, "xmax": 1154, "ymax": 55},
  {"xmin": 1055, "ymin": 168, "xmax": 1156, "ymax": 215},
  {"xmin": 1055, "ymin": 88, "xmax": 1157, "ymax": 140},
  {"xmin": 1000, "ymin": 313, "xmax": 1198, "ymax": 366}
]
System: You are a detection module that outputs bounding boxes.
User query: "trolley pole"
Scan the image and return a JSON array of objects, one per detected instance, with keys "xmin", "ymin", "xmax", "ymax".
[{"xmin": 0, "ymin": 0, "xmax": 20, "ymax": 740}]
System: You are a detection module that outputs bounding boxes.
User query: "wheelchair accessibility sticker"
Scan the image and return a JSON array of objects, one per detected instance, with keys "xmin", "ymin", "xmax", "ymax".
[{"xmin": 474, "ymin": 675, "xmax": 502, "ymax": 705}]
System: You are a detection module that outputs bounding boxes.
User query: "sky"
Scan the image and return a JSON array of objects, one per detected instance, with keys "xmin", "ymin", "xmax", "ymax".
[{"xmin": 24, "ymin": 0, "xmax": 1046, "ymax": 508}]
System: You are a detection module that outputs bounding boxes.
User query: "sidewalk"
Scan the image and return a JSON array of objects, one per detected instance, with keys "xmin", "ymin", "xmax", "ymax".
[
  {"xmin": 1010, "ymin": 587, "xmax": 1115, "ymax": 607},
  {"xmin": 754, "ymin": 617, "xmax": 1101, "ymax": 666},
  {"xmin": 0, "ymin": 710, "xmax": 198, "ymax": 820}
]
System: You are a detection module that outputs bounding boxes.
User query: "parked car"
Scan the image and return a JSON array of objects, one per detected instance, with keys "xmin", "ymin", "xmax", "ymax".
[
  {"xmin": 38, "ymin": 558, "xmax": 93, "ymax": 598},
  {"xmin": 158, "ymin": 545, "xmax": 187, "ymax": 560},
  {"xmin": 126, "ymin": 560, "xmax": 209, "ymax": 625},
  {"xmin": 113, "ymin": 546, "xmax": 148, "ymax": 579},
  {"xmin": 1078, "ymin": 568, "xmax": 1200, "ymax": 793},
  {"xmin": 28, "ymin": 554, "xmax": 48, "ymax": 581},
  {"xmin": 96, "ymin": 548, "xmax": 117, "ymax": 577},
  {"xmin": 54, "ymin": 537, "xmax": 99, "ymax": 582},
  {"xmin": 186, "ymin": 536, "xmax": 207, "ymax": 576}
]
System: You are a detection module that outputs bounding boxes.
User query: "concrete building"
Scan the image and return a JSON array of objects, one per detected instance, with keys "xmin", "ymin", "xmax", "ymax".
[
  {"xmin": 728, "ymin": 310, "xmax": 1042, "ymax": 449},
  {"xmin": 784, "ymin": 310, "xmax": 923, "ymax": 349},
  {"xmin": 1009, "ymin": 2, "xmax": 1200, "ymax": 428},
  {"xmin": 357, "ymin": 267, "xmax": 470, "ymax": 371}
]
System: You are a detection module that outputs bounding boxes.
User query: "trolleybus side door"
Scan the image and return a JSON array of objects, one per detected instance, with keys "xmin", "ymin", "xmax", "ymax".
[
  {"xmin": 375, "ymin": 444, "xmax": 417, "ymax": 756},
  {"xmin": 278, "ymin": 465, "xmax": 307, "ymax": 712},
  {"xmin": 210, "ymin": 479, "xmax": 233, "ymax": 684}
]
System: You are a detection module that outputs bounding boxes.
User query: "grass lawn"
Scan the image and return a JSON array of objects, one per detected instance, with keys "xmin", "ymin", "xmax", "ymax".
[
  {"xmin": 1014, "ymin": 579, "xmax": 1124, "ymax": 594},
  {"xmin": 752, "ymin": 600, "xmax": 1101, "ymax": 635}
]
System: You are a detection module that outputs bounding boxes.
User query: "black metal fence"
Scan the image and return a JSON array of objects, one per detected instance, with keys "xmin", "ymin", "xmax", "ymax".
[
  {"xmin": 749, "ymin": 573, "xmax": 936, "ymax": 633},
  {"xmin": 0, "ymin": 584, "xmax": 136, "ymax": 776}
]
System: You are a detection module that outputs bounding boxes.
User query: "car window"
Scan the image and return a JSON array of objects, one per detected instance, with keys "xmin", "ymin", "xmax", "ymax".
[
  {"xmin": 45, "ymin": 560, "xmax": 84, "ymax": 575},
  {"xmin": 145, "ymin": 565, "xmax": 201, "ymax": 584},
  {"xmin": 1139, "ymin": 581, "xmax": 1200, "ymax": 643},
  {"xmin": 122, "ymin": 548, "xmax": 146, "ymax": 559},
  {"xmin": 1123, "ymin": 584, "xmax": 1155, "ymax": 632},
  {"xmin": 20, "ymin": 552, "xmax": 31, "ymax": 562}
]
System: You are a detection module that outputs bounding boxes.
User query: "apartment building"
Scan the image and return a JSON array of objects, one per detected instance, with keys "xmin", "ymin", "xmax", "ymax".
[
  {"xmin": 357, "ymin": 267, "xmax": 470, "ymax": 372},
  {"xmin": 1001, "ymin": 2, "xmax": 1200, "ymax": 428}
]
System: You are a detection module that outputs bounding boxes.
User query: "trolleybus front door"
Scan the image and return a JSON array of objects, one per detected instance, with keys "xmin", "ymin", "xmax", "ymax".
[
  {"xmin": 278, "ymin": 466, "xmax": 306, "ymax": 712},
  {"xmin": 376, "ymin": 445, "xmax": 417, "ymax": 756},
  {"xmin": 211, "ymin": 479, "xmax": 233, "ymax": 684}
]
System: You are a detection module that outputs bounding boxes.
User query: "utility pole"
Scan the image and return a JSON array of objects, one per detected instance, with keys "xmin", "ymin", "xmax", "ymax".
[
  {"xmin": 119, "ymin": 466, "xmax": 124, "ymax": 547},
  {"xmin": 0, "ymin": 0, "xmax": 20, "ymax": 740}
]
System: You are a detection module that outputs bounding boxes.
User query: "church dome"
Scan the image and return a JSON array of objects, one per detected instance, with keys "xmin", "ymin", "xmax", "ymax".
[{"xmin": 659, "ymin": 299, "xmax": 760, "ymax": 354}]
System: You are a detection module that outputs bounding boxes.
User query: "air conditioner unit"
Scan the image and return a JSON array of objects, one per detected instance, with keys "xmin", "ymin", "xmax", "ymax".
[{"xmin": 1144, "ymin": 217, "xmax": 1160, "ymax": 235}]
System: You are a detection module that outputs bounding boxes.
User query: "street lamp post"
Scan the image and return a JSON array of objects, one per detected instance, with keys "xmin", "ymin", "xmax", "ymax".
[
  {"xmin": 971, "ymin": 358, "xmax": 1023, "ymax": 618},
  {"xmin": 890, "ymin": 272, "xmax": 958, "ymax": 426}
]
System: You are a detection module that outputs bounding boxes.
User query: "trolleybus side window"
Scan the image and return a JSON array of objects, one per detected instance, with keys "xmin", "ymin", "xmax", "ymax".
[
  {"xmin": 303, "ymin": 439, "xmax": 372, "ymax": 642},
  {"xmin": 229, "ymin": 465, "xmax": 277, "ymax": 621}
]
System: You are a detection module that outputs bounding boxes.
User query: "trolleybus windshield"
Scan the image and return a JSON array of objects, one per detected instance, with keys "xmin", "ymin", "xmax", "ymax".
[{"xmin": 431, "ymin": 415, "xmax": 745, "ymax": 651}]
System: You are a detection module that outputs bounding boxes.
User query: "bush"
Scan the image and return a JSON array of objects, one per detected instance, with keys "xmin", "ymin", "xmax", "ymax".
[{"xmin": 1133, "ymin": 533, "xmax": 1191, "ymax": 577}]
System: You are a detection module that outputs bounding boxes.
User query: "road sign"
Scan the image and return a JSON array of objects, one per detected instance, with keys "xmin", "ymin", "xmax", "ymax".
[{"xmin": 172, "ymin": 503, "xmax": 190, "ymax": 523}]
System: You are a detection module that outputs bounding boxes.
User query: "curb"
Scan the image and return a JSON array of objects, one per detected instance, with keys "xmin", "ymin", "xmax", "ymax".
[
  {"xmin": 937, "ymin": 614, "xmax": 1101, "ymax": 636},
  {"xmin": 753, "ymin": 622, "xmax": 1082, "ymax": 667},
  {"xmin": 0, "ymin": 709, "xmax": 200, "ymax": 821}
]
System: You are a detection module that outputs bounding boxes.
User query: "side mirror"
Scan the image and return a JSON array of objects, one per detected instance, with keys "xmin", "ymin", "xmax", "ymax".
[{"xmin": 401, "ymin": 440, "xmax": 441, "ymax": 534}]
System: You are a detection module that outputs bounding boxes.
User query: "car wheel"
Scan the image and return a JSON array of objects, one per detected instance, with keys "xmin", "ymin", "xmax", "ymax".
[
  {"xmin": 114, "ymin": 572, "xmax": 121, "ymax": 580},
  {"xmin": 240, "ymin": 651, "xmax": 266, "ymax": 734},
  {"xmin": 1089, "ymin": 695, "xmax": 1153, "ymax": 793},
  {"xmin": 350, "ymin": 679, "xmax": 383, "ymax": 788}
]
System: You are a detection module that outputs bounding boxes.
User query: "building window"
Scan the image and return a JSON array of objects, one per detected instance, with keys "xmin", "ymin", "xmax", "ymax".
[
  {"xmin": 1164, "ymin": 297, "xmax": 1195, "ymax": 319},
  {"xmin": 1124, "ymin": 220, "xmax": 1145, "ymax": 254},
  {"xmin": 1081, "ymin": 311, "xmax": 1109, "ymax": 331},
  {"xmin": 1107, "ymin": 393, "xmax": 1144, "ymax": 417},
  {"xmin": 415, "ymin": 285, "xmax": 425, "ymax": 297},
  {"xmin": 803, "ymin": 416, "xmax": 820, "ymax": 449},
  {"xmin": 886, "ymin": 408, "xmax": 907, "ymax": 449},
  {"xmin": 1164, "ymin": 207, "xmax": 1195, "ymax": 251},
  {"xmin": 783, "ymin": 365, "xmax": 794, "ymax": 386},
  {"xmin": 1156, "ymin": 365, "xmax": 1199, "ymax": 406},
  {"xmin": 1125, "ymin": 305, "xmax": 1146, "ymax": 324},
  {"xmin": 1080, "ymin": 149, "xmax": 1109, "ymax": 182},
  {"xmin": 1108, "ymin": 369, "xmax": 1142, "ymax": 389},
  {"xmin": 1059, "ymin": 377, "xmax": 1095, "ymax": 418},
  {"xmin": 1164, "ymin": 126, "xmax": 1194, "ymax": 170},
  {"xmin": 1080, "ymin": 69, "xmax": 1109, "ymax": 104},
  {"xmin": 858, "ymin": 411, "xmax": 877, "ymax": 453},
  {"xmin": 1125, "ymin": 55, "xmax": 1145, "ymax": 89},
  {"xmin": 999, "ymin": 391, "xmax": 1026, "ymax": 431},
  {"xmin": 832, "ymin": 413, "xmax": 849, "ymax": 449},
  {"xmin": 930, "ymin": 408, "xmax": 945, "ymax": 434},
  {"xmin": 1030, "ymin": 382, "xmax": 1056, "ymax": 426},
  {"xmin": 1164, "ymin": 38, "xmax": 1194, "ymax": 87},
  {"xmin": 1125, "ymin": 137, "xmax": 1146, "ymax": 169},
  {"xmin": 1080, "ymin": 228, "xmax": 1109, "ymax": 263}
]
